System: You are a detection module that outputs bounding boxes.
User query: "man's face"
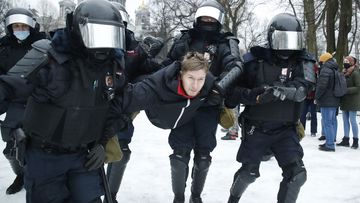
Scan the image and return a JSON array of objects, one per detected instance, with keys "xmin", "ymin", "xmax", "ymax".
[
  {"xmin": 180, "ymin": 69, "xmax": 207, "ymax": 97},
  {"xmin": 11, "ymin": 23, "xmax": 30, "ymax": 32}
]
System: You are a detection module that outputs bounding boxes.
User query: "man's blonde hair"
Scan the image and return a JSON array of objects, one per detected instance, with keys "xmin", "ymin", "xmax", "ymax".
[{"xmin": 181, "ymin": 52, "xmax": 209, "ymax": 73}]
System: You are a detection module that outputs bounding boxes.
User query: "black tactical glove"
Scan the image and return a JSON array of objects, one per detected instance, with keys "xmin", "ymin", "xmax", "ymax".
[
  {"xmin": 85, "ymin": 144, "xmax": 106, "ymax": 171},
  {"xmin": 142, "ymin": 36, "xmax": 164, "ymax": 57},
  {"xmin": 249, "ymin": 87, "xmax": 265, "ymax": 99},
  {"xmin": 207, "ymin": 87, "xmax": 223, "ymax": 106},
  {"xmin": 256, "ymin": 88, "xmax": 279, "ymax": 104}
]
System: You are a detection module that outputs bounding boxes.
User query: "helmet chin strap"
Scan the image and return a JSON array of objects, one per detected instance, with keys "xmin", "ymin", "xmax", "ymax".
[{"xmin": 274, "ymin": 50, "xmax": 297, "ymax": 60}]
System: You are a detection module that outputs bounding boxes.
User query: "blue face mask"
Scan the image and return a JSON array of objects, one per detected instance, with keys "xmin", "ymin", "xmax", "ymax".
[{"xmin": 13, "ymin": 31, "xmax": 30, "ymax": 41}]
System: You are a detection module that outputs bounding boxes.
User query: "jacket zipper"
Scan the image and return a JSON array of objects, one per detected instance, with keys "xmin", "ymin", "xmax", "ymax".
[{"xmin": 172, "ymin": 99, "xmax": 191, "ymax": 129}]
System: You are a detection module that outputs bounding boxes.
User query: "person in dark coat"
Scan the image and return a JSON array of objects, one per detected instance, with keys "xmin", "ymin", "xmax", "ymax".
[
  {"xmin": 225, "ymin": 13, "xmax": 316, "ymax": 203},
  {"xmin": 0, "ymin": 7, "xmax": 47, "ymax": 195},
  {"xmin": 0, "ymin": 1, "xmax": 127, "ymax": 202},
  {"xmin": 337, "ymin": 56, "xmax": 360, "ymax": 149},
  {"xmin": 315, "ymin": 52, "xmax": 340, "ymax": 151},
  {"xmin": 110, "ymin": 52, "xmax": 217, "ymax": 129},
  {"xmin": 108, "ymin": 52, "xmax": 226, "ymax": 203}
]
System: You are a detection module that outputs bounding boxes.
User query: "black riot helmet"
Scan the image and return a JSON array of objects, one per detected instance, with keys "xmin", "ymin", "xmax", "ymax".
[
  {"xmin": 4, "ymin": 8, "xmax": 38, "ymax": 35},
  {"xmin": 110, "ymin": 2, "xmax": 130, "ymax": 28},
  {"xmin": 69, "ymin": 0, "xmax": 125, "ymax": 51},
  {"xmin": 267, "ymin": 13, "xmax": 304, "ymax": 52},
  {"xmin": 193, "ymin": 0, "xmax": 225, "ymax": 32}
]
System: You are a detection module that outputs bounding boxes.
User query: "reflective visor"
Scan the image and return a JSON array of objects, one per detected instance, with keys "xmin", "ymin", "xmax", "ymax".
[
  {"xmin": 271, "ymin": 30, "xmax": 304, "ymax": 50},
  {"xmin": 79, "ymin": 22, "xmax": 125, "ymax": 49},
  {"xmin": 195, "ymin": 6, "xmax": 224, "ymax": 25},
  {"xmin": 5, "ymin": 14, "xmax": 36, "ymax": 28}
]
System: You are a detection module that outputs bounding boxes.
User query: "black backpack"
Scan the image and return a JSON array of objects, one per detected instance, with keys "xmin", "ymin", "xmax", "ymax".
[{"xmin": 333, "ymin": 69, "xmax": 347, "ymax": 97}]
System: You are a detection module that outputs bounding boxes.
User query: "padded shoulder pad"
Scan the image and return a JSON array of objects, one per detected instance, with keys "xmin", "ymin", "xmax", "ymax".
[
  {"xmin": 32, "ymin": 39, "xmax": 52, "ymax": 53},
  {"xmin": 227, "ymin": 36, "xmax": 240, "ymax": 59},
  {"xmin": 7, "ymin": 39, "xmax": 51, "ymax": 81}
]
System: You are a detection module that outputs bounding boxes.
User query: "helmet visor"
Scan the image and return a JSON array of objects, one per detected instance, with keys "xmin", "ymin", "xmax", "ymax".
[
  {"xmin": 195, "ymin": 6, "xmax": 224, "ymax": 25},
  {"xmin": 271, "ymin": 30, "xmax": 304, "ymax": 50},
  {"xmin": 79, "ymin": 22, "xmax": 125, "ymax": 49},
  {"xmin": 5, "ymin": 14, "xmax": 36, "ymax": 28}
]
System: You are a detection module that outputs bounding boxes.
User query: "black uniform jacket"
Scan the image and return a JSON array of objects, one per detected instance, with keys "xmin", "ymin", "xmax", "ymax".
[
  {"xmin": 225, "ymin": 46, "xmax": 315, "ymax": 123},
  {"xmin": 111, "ymin": 61, "xmax": 216, "ymax": 129},
  {"xmin": 162, "ymin": 29, "xmax": 241, "ymax": 77}
]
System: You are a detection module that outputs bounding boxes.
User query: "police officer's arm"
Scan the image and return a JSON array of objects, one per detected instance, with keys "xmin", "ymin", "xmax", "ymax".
[
  {"xmin": 137, "ymin": 45, "xmax": 162, "ymax": 75},
  {"xmin": 275, "ymin": 59, "xmax": 316, "ymax": 102},
  {"xmin": 218, "ymin": 36, "xmax": 243, "ymax": 72}
]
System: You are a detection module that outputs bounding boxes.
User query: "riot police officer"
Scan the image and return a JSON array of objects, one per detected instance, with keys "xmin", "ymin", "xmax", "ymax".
[
  {"xmin": 0, "ymin": 7, "xmax": 47, "ymax": 194},
  {"xmin": 162, "ymin": 1, "xmax": 243, "ymax": 202},
  {"xmin": 0, "ymin": 0, "xmax": 127, "ymax": 202},
  {"xmin": 105, "ymin": 3, "xmax": 163, "ymax": 203},
  {"xmin": 225, "ymin": 13, "xmax": 316, "ymax": 203}
]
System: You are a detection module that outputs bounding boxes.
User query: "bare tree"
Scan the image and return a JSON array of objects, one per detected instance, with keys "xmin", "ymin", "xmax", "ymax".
[
  {"xmin": 303, "ymin": 0, "xmax": 326, "ymax": 57},
  {"xmin": 334, "ymin": 0, "xmax": 352, "ymax": 65},
  {"xmin": 0, "ymin": 0, "xmax": 12, "ymax": 37},
  {"xmin": 217, "ymin": 0, "xmax": 246, "ymax": 36},
  {"xmin": 148, "ymin": 0, "xmax": 203, "ymax": 58},
  {"xmin": 325, "ymin": 0, "xmax": 338, "ymax": 53},
  {"xmin": 37, "ymin": 0, "xmax": 60, "ymax": 33}
]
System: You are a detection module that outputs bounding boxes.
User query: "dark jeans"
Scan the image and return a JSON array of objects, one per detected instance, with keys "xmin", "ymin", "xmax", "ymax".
[{"xmin": 300, "ymin": 98, "xmax": 317, "ymax": 134}]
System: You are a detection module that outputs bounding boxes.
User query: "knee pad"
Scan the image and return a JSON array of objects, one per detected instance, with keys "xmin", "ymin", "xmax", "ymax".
[
  {"xmin": 193, "ymin": 152, "xmax": 212, "ymax": 171},
  {"xmin": 230, "ymin": 163, "xmax": 259, "ymax": 198},
  {"xmin": 281, "ymin": 160, "xmax": 307, "ymax": 185},
  {"xmin": 278, "ymin": 160, "xmax": 307, "ymax": 203},
  {"xmin": 234, "ymin": 163, "xmax": 260, "ymax": 184},
  {"xmin": 169, "ymin": 148, "xmax": 191, "ymax": 164}
]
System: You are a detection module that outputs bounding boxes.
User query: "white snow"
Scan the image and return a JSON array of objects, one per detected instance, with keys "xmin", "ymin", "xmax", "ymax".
[{"xmin": 0, "ymin": 112, "xmax": 359, "ymax": 203}]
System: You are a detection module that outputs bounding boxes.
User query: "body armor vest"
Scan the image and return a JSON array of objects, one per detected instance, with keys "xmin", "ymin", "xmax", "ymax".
[
  {"xmin": 23, "ymin": 59, "xmax": 112, "ymax": 149},
  {"xmin": 244, "ymin": 60, "xmax": 302, "ymax": 123}
]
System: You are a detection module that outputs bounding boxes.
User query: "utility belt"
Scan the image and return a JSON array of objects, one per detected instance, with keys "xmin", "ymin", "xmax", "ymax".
[
  {"xmin": 28, "ymin": 135, "xmax": 89, "ymax": 154},
  {"xmin": 240, "ymin": 113, "xmax": 296, "ymax": 136}
]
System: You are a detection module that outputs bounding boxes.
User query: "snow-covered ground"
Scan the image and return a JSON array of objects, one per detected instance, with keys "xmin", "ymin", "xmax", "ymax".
[{"xmin": 0, "ymin": 112, "xmax": 359, "ymax": 203}]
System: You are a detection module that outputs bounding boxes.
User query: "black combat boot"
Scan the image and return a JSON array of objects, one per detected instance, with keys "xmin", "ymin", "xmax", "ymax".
[
  {"xmin": 170, "ymin": 152, "xmax": 190, "ymax": 203},
  {"xmin": 190, "ymin": 155, "xmax": 211, "ymax": 203},
  {"xmin": 337, "ymin": 137, "xmax": 350, "ymax": 147},
  {"xmin": 351, "ymin": 138, "xmax": 358, "ymax": 149},
  {"xmin": 228, "ymin": 195, "xmax": 240, "ymax": 203},
  {"xmin": 189, "ymin": 195, "xmax": 203, "ymax": 203},
  {"xmin": 6, "ymin": 174, "xmax": 24, "ymax": 195},
  {"xmin": 6, "ymin": 158, "xmax": 24, "ymax": 195}
]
